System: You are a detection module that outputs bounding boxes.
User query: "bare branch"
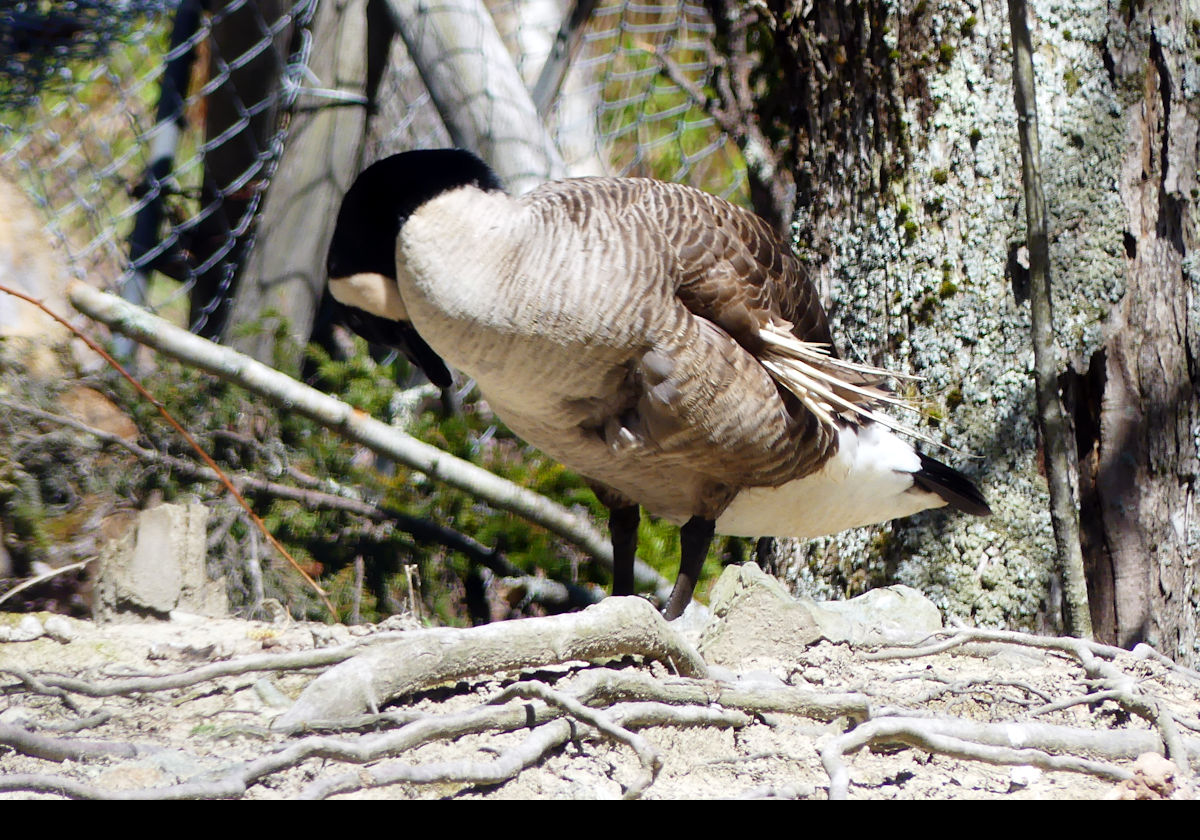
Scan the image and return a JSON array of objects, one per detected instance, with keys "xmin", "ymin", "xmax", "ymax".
[
  {"xmin": 0, "ymin": 281, "xmax": 333, "ymax": 615},
  {"xmin": 1006, "ymin": 0, "xmax": 1092, "ymax": 638},
  {"xmin": 0, "ymin": 395, "xmax": 520, "ymax": 576},
  {"xmin": 68, "ymin": 282, "xmax": 672, "ymax": 601},
  {"xmin": 0, "ymin": 557, "xmax": 93, "ymax": 608}
]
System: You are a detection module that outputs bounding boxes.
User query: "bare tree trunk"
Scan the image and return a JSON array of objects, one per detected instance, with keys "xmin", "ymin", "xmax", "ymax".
[
  {"xmin": 718, "ymin": 0, "xmax": 1197, "ymax": 659},
  {"xmin": 383, "ymin": 0, "xmax": 565, "ymax": 190},
  {"xmin": 1075, "ymin": 7, "xmax": 1199, "ymax": 657},
  {"xmin": 190, "ymin": 0, "xmax": 298, "ymax": 339},
  {"xmin": 229, "ymin": 0, "xmax": 372, "ymax": 368}
]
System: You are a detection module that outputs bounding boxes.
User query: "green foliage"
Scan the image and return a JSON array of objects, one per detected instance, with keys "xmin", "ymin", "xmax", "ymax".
[
  {"xmin": 596, "ymin": 35, "xmax": 748, "ymax": 205},
  {"xmin": 939, "ymin": 261, "xmax": 958, "ymax": 299},
  {"xmin": 0, "ymin": 463, "xmax": 52, "ymax": 560}
]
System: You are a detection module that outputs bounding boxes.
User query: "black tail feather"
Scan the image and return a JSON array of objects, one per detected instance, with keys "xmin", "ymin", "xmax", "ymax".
[{"xmin": 913, "ymin": 453, "xmax": 991, "ymax": 516}]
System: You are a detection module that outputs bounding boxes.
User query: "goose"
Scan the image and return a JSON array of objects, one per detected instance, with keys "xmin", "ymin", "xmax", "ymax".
[{"xmin": 326, "ymin": 149, "xmax": 990, "ymax": 620}]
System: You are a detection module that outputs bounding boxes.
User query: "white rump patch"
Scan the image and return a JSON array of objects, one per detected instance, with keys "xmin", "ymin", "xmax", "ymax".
[{"xmin": 716, "ymin": 423, "xmax": 946, "ymax": 538}]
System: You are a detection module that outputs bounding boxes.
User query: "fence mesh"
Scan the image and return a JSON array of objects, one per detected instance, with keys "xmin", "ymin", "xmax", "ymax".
[{"xmin": 1, "ymin": 0, "xmax": 745, "ymax": 333}]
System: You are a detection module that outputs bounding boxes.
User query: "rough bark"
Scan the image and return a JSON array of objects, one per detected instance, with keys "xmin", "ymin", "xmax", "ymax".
[
  {"xmin": 726, "ymin": 0, "xmax": 1197, "ymax": 661},
  {"xmin": 228, "ymin": 0, "xmax": 371, "ymax": 368},
  {"xmin": 1079, "ymin": 8, "xmax": 1198, "ymax": 657}
]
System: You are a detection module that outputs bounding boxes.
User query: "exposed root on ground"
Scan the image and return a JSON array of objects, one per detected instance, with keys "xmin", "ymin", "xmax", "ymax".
[{"xmin": 2, "ymin": 605, "xmax": 1198, "ymax": 799}]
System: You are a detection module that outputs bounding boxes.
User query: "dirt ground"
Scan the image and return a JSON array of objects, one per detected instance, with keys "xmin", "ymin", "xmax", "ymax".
[{"xmin": 3, "ymin": 593, "xmax": 1198, "ymax": 800}]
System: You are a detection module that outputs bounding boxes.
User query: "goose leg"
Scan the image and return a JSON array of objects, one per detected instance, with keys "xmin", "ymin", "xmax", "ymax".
[
  {"xmin": 608, "ymin": 504, "xmax": 640, "ymax": 597},
  {"xmin": 663, "ymin": 516, "xmax": 715, "ymax": 620}
]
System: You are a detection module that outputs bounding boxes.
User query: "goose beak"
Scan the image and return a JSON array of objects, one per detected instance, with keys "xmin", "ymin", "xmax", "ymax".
[
  {"xmin": 328, "ymin": 273, "xmax": 454, "ymax": 388},
  {"xmin": 329, "ymin": 272, "xmax": 408, "ymax": 322}
]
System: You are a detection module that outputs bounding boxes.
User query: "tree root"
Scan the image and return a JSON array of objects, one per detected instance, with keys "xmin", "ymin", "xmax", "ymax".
[
  {"xmin": 299, "ymin": 719, "xmax": 578, "ymax": 799},
  {"xmin": 3, "ymin": 614, "xmax": 1198, "ymax": 799},
  {"xmin": 274, "ymin": 597, "xmax": 708, "ymax": 728},
  {"xmin": 820, "ymin": 716, "xmax": 1138, "ymax": 800}
]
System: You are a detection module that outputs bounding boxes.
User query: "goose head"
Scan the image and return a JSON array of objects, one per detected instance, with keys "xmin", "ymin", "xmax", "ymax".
[{"xmin": 326, "ymin": 150, "xmax": 504, "ymax": 387}]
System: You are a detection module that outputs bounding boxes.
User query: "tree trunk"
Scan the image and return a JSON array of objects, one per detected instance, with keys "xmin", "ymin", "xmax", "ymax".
[
  {"xmin": 737, "ymin": 0, "xmax": 1197, "ymax": 661},
  {"xmin": 384, "ymin": 0, "xmax": 566, "ymax": 191},
  {"xmin": 190, "ymin": 0, "xmax": 297, "ymax": 339},
  {"xmin": 1007, "ymin": 0, "xmax": 1092, "ymax": 638},
  {"xmin": 1080, "ymin": 9, "xmax": 1198, "ymax": 657},
  {"xmin": 228, "ymin": 0, "xmax": 372, "ymax": 368}
]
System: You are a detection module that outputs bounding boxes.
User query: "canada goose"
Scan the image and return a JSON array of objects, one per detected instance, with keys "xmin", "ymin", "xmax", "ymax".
[{"xmin": 326, "ymin": 149, "xmax": 990, "ymax": 620}]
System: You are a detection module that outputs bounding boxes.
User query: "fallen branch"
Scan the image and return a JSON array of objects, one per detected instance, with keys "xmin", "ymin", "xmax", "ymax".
[
  {"xmin": 0, "ymin": 282, "xmax": 333, "ymax": 616},
  {"xmin": 0, "ymin": 396, "xmax": 521, "ymax": 579},
  {"xmin": 0, "ymin": 558, "xmax": 93, "ymax": 608},
  {"xmin": 68, "ymin": 282, "xmax": 671, "ymax": 601}
]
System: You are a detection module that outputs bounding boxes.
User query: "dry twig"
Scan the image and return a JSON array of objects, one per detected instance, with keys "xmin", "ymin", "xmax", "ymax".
[{"xmin": 0, "ymin": 281, "xmax": 333, "ymax": 615}]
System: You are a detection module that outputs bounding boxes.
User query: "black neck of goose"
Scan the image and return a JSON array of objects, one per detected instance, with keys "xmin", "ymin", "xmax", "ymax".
[{"xmin": 326, "ymin": 149, "xmax": 504, "ymax": 280}]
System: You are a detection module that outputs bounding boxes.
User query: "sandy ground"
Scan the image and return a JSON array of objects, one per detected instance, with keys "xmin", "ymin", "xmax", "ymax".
[{"xmin": 1, "ymin": 605, "xmax": 1197, "ymax": 800}]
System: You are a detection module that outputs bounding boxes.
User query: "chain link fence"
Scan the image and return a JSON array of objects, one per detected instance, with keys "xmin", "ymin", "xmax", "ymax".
[
  {"xmin": 1, "ymin": 0, "xmax": 316, "ymax": 335},
  {"xmin": 1, "ymin": 0, "xmax": 745, "ymax": 340}
]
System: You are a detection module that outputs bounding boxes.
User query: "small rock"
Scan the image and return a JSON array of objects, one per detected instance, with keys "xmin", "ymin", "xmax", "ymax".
[
  {"xmin": 1108, "ymin": 753, "xmax": 1178, "ymax": 800},
  {"xmin": 0, "ymin": 705, "xmax": 34, "ymax": 726},
  {"xmin": 96, "ymin": 503, "xmax": 227, "ymax": 620},
  {"xmin": 41, "ymin": 614, "xmax": 77, "ymax": 642},
  {"xmin": 311, "ymin": 624, "xmax": 353, "ymax": 647},
  {"xmin": 698, "ymin": 564, "xmax": 944, "ymax": 667},
  {"xmin": 0, "ymin": 614, "xmax": 45, "ymax": 642},
  {"xmin": 799, "ymin": 667, "xmax": 828, "ymax": 685},
  {"xmin": 1009, "ymin": 765, "xmax": 1042, "ymax": 790}
]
